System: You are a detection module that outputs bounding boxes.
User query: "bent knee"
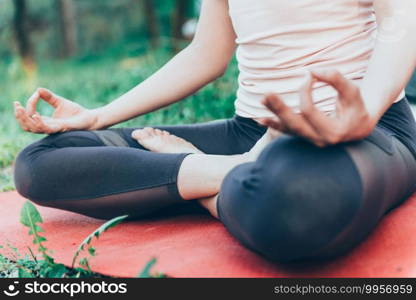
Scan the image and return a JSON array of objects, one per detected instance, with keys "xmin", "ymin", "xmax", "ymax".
[
  {"xmin": 14, "ymin": 142, "xmax": 52, "ymax": 204},
  {"xmin": 14, "ymin": 131, "xmax": 100, "ymax": 203},
  {"xmin": 218, "ymin": 153, "xmax": 363, "ymax": 262}
]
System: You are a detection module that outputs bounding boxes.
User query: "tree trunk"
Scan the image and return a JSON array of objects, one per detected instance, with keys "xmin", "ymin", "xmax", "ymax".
[
  {"xmin": 57, "ymin": 0, "xmax": 78, "ymax": 57},
  {"xmin": 143, "ymin": 0, "xmax": 159, "ymax": 48},
  {"xmin": 13, "ymin": 0, "xmax": 35, "ymax": 71},
  {"xmin": 171, "ymin": 0, "xmax": 194, "ymax": 52}
]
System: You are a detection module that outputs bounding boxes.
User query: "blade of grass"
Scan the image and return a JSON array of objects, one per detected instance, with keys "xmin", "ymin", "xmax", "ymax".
[{"xmin": 71, "ymin": 215, "xmax": 128, "ymax": 268}]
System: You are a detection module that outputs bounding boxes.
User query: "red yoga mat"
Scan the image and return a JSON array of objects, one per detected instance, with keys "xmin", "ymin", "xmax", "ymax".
[{"xmin": 1, "ymin": 191, "xmax": 416, "ymax": 278}]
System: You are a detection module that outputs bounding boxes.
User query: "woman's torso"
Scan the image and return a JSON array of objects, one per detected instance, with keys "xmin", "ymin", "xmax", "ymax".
[{"xmin": 228, "ymin": 0, "xmax": 404, "ymax": 118}]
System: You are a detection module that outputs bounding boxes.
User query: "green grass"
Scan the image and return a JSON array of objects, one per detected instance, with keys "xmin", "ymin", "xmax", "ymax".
[{"xmin": 0, "ymin": 46, "xmax": 238, "ymax": 191}]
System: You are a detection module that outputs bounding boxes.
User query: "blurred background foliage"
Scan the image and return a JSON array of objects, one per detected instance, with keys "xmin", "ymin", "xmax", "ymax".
[
  {"xmin": 0, "ymin": 0, "xmax": 237, "ymax": 191},
  {"xmin": 0, "ymin": 0, "xmax": 415, "ymax": 192},
  {"xmin": 0, "ymin": 0, "xmax": 199, "ymax": 62}
]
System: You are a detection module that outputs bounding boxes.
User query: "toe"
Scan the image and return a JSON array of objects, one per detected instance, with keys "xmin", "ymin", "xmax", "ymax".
[
  {"xmin": 154, "ymin": 129, "xmax": 165, "ymax": 136},
  {"xmin": 137, "ymin": 127, "xmax": 156, "ymax": 138},
  {"xmin": 131, "ymin": 130, "xmax": 141, "ymax": 139},
  {"xmin": 132, "ymin": 129, "xmax": 149, "ymax": 139},
  {"xmin": 142, "ymin": 127, "xmax": 153, "ymax": 133},
  {"xmin": 146, "ymin": 127, "xmax": 159, "ymax": 136}
]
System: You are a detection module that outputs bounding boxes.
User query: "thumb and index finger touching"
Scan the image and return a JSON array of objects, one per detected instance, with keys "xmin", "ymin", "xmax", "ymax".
[
  {"xmin": 21, "ymin": 88, "xmax": 62, "ymax": 116},
  {"xmin": 310, "ymin": 69, "xmax": 360, "ymax": 106}
]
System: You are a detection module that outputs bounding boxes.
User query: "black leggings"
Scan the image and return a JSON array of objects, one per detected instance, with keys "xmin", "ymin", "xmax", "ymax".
[{"xmin": 14, "ymin": 99, "xmax": 416, "ymax": 263}]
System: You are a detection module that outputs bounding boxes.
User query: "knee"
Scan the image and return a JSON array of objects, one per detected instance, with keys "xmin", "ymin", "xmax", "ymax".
[
  {"xmin": 219, "ymin": 153, "xmax": 362, "ymax": 263},
  {"xmin": 14, "ymin": 131, "xmax": 100, "ymax": 204},
  {"xmin": 14, "ymin": 142, "xmax": 51, "ymax": 204}
]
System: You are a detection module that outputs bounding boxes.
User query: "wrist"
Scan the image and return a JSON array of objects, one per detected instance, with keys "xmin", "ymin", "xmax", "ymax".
[{"xmin": 87, "ymin": 108, "xmax": 103, "ymax": 130}]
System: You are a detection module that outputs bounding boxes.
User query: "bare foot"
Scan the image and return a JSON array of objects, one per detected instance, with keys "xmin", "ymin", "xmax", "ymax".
[
  {"xmin": 132, "ymin": 127, "xmax": 203, "ymax": 154},
  {"xmin": 198, "ymin": 194, "xmax": 219, "ymax": 219}
]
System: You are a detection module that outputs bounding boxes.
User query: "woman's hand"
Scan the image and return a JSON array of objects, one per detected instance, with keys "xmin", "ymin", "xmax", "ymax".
[
  {"xmin": 14, "ymin": 88, "xmax": 99, "ymax": 134},
  {"xmin": 259, "ymin": 70, "xmax": 377, "ymax": 147}
]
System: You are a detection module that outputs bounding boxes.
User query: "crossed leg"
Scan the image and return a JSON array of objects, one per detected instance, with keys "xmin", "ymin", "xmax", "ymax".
[{"xmin": 13, "ymin": 118, "xmax": 269, "ymax": 219}]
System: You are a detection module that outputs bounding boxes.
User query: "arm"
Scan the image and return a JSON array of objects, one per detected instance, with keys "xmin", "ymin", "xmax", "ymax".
[
  {"xmin": 14, "ymin": 0, "xmax": 236, "ymax": 133},
  {"xmin": 361, "ymin": 0, "xmax": 416, "ymax": 120},
  {"xmin": 92, "ymin": 0, "xmax": 236, "ymax": 129},
  {"xmin": 260, "ymin": 0, "xmax": 416, "ymax": 147}
]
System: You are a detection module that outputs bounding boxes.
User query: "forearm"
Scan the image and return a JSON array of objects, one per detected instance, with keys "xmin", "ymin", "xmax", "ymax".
[
  {"xmin": 361, "ymin": 0, "xmax": 416, "ymax": 122},
  {"xmin": 91, "ymin": 44, "xmax": 230, "ymax": 129}
]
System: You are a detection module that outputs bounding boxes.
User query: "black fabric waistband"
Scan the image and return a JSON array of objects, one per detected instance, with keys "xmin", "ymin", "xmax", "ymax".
[{"xmin": 233, "ymin": 114, "xmax": 265, "ymax": 128}]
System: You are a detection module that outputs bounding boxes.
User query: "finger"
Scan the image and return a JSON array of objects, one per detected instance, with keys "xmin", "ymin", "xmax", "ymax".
[
  {"xmin": 311, "ymin": 69, "xmax": 355, "ymax": 100},
  {"xmin": 262, "ymin": 93, "xmax": 291, "ymax": 117},
  {"xmin": 257, "ymin": 117, "xmax": 285, "ymax": 131},
  {"xmin": 32, "ymin": 113, "xmax": 55, "ymax": 134},
  {"xmin": 17, "ymin": 99, "xmax": 54, "ymax": 134},
  {"xmin": 335, "ymin": 101, "xmax": 342, "ymax": 117},
  {"xmin": 299, "ymin": 73, "xmax": 318, "ymax": 114},
  {"xmin": 37, "ymin": 88, "xmax": 62, "ymax": 108},
  {"xmin": 26, "ymin": 114, "xmax": 45, "ymax": 133},
  {"xmin": 300, "ymin": 74, "xmax": 339, "ymax": 136},
  {"xmin": 261, "ymin": 95, "xmax": 326, "ymax": 144},
  {"xmin": 25, "ymin": 90, "xmax": 41, "ymax": 116},
  {"xmin": 14, "ymin": 102, "xmax": 31, "ymax": 130},
  {"xmin": 14, "ymin": 103, "xmax": 30, "ymax": 131},
  {"xmin": 15, "ymin": 105, "xmax": 38, "ymax": 132},
  {"xmin": 310, "ymin": 70, "xmax": 349, "ymax": 93},
  {"xmin": 16, "ymin": 102, "xmax": 45, "ymax": 133},
  {"xmin": 19, "ymin": 107, "xmax": 43, "ymax": 133},
  {"xmin": 262, "ymin": 94, "xmax": 319, "ymax": 137}
]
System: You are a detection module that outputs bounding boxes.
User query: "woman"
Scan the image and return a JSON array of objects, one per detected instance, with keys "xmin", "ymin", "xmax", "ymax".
[{"xmin": 13, "ymin": 0, "xmax": 416, "ymax": 263}]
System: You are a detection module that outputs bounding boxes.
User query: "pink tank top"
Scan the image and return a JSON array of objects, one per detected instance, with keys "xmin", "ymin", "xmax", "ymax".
[{"xmin": 228, "ymin": 0, "xmax": 401, "ymax": 118}]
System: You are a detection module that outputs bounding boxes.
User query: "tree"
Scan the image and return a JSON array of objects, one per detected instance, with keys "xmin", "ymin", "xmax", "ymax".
[
  {"xmin": 143, "ymin": 0, "xmax": 160, "ymax": 48},
  {"xmin": 57, "ymin": 0, "xmax": 78, "ymax": 57},
  {"xmin": 171, "ymin": 0, "xmax": 194, "ymax": 51},
  {"xmin": 13, "ymin": 0, "xmax": 35, "ymax": 71}
]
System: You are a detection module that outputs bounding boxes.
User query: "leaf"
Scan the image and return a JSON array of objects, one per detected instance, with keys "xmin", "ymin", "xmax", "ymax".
[
  {"xmin": 44, "ymin": 255, "xmax": 55, "ymax": 265},
  {"xmin": 20, "ymin": 201, "xmax": 47, "ymax": 246},
  {"xmin": 20, "ymin": 201, "xmax": 43, "ymax": 229},
  {"xmin": 28, "ymin": 226, "xmax": 44, "ymax": 235},
  {"xmin": 137, "ymin": 258, "xmax": 157, "ymax": 278},
  {"xmin": 33, "ymin": 236, "xmax": 47, "ymax": 244},
  {"xmin": 19, "ymin": 201, "xmax": 54, "ymax": 266},
  {"xmin": 79, "ymin": 258, "xmax": 92, "ymax": 272},
  {"xmin": 18, "ymin": 267, "xmax": 34, "ymax": 278},
  {"xmin": 7, "ymin": 243, "xmax": 20, "ymax": 258},
  {"xmin": 88, "ymin": 246, "xmax": 96, "ymax": 256},
  {"xmin": 71, "ymin": 215, "xmax": 128, "ymax": 268},
  {"xmin": 45, "ymin": 263, "xmax": 68, "ymax": 278}
]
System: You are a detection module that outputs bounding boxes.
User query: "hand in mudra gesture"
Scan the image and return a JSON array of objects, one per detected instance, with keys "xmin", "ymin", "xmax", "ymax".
[
  {"xmin": 260, "ymin": 70, "xmax": 376, "ymax": 147},
  {"xmin": 14, "ymin": 88, "xmax": 97, "ymax": 134}
]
